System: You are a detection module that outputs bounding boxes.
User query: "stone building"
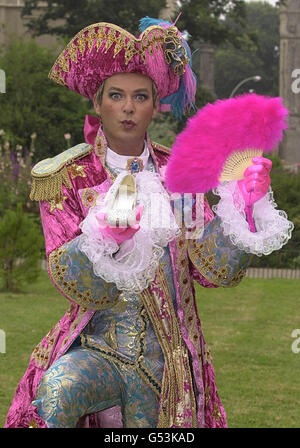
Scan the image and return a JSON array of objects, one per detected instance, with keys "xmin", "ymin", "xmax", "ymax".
[
  {"xmin": 191, "ymin": 42, "xmax": 216, "ymax": 97},
  {"xmin": 0, "ymin": 0, "xmax": 57, "ymax": 48},
  {"xmin": 279, "ymin": 0, "xmax": 300, "ymax": 164}
]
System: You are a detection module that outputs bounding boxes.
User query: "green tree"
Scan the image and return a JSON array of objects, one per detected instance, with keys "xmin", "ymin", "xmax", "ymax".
[
  {"xmin": 0, "ymin": 204, "xmax": 43, "ymax": 292},
  {"xmin": 177, "ymin": 0, "xmax": 256, "ymax": 48},
  {"xmin": 251, "ymin": 156, "xmax": 300, "ymax": 268},
  {"xmin": 0, "ymin": 38, "xmax": 90, "ymax": 162},
  {"xmin": 175, "ymin": 84, "xmax": 217, "ymax": 133},
  {"xmin": 149, "ymin": 85, "xmax": 216, "ymax": 147},
  {"xmin": 21, "ymin": 0, "xmax": 166, "ymax": 39},
  {"xmin": 214, "ymin": 1, "xmax": 280, "ymax": 98},
  {"xmin": 148, "ymin": 113, "xmax": 178, "ymax": 148}
]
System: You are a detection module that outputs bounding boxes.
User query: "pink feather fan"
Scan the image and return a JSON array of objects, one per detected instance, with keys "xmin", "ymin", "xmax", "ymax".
[{"xmin": 165, "ymin": 93, "xmax": 289, "ymax": 193}]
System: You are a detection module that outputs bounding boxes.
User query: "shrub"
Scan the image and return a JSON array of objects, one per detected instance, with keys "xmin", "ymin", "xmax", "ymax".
[
  {"xmin": 149, "ymin": 85, "xmax": 216, "ymax": 148},
  {"xmin": 0, "ymin": 204, "xmax": 43, "ymax": 292},
  {"xmin": 0, "ymin": 129, "xmax": 38, "ymax": 215},
  {"xmin": 0, "ymin": 130, "xmax": 44, "ymax": 291},
  {"xmin": 248, "ymin": 155, "xmax": 300, "ymax": 268}
]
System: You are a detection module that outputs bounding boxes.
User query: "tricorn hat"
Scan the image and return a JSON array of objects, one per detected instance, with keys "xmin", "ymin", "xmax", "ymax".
[{"xmin": 48, "ymin": 17, "xmax": 197, "ymax": 118}]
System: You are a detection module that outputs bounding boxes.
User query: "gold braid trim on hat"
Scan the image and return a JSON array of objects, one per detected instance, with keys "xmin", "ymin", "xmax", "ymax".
[
  {"xmin": 163, "ymin": 26, "xmax": 190, "ymax": 77},
  {"xmin": 48, "ymin": 22, "xmax": 189, "ymax": 88}
]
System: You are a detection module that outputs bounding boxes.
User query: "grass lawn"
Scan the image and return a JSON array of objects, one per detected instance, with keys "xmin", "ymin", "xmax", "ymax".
[
  {"xmin": 0, "ymin": 271, "xmax": 68, "ymax": 428},
  {"xmin": 0, "ymin": 271, "xmax": 299, "ymax": 428},
  {"xmin": 195, "ymin": 277, "xmax": 300, "ymax": 428}
]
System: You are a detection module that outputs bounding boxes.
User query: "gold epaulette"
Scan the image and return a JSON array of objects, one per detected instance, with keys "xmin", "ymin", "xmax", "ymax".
[
  {"xmin": 30, "ymin": 143, "xmax": 93, "ymax": 202},
  {"xmin": 151, "ymin": 141, "xmax": 171, "ymax": 155}
]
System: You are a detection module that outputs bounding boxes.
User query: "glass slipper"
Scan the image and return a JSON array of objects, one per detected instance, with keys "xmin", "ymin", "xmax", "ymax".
[{"xmin": 106, "ymin": 174, "xmax": 137, "ymax": 227}]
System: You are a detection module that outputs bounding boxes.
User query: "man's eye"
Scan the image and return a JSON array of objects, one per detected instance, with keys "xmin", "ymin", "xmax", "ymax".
[
  {"xmin": 135, "ymin": 94, "xmax": 148, "ymax": 101},
  {"xmin": 110, "ymin": 92, "xmax": 122, "ymax": 100}
]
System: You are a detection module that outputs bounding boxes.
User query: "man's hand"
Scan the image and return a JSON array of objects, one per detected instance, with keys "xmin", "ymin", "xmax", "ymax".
[
  {"xmin": 96, "ymin": 204, "xmax": 144, "ymax": 245},
  {"xmin": 238, "ymin": 157, "xmax": 272, "ymax": 207}
]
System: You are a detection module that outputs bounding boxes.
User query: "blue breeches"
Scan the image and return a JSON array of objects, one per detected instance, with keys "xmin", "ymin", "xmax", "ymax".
[{"xmin": 32, "ymin": 346, "xmax": 159, "ymax": 428}]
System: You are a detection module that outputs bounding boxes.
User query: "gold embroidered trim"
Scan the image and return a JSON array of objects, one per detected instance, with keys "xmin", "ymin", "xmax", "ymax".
[
  {"xmin": 212, "ymin": 403, "xmax": 222, "ymax": 422},
  {"xmin": 28, "ymin": 419, "xmax": 39, "ymax": 428},
  {"xmin": 136, "ymin": 302, "xmax": 162, "ymax": 397},
  {"xmin": 163, "ymin": 26, "xmax": 189, "ymax": 76},
  {"xmin": 49, "ymin": 194, "xmax": 68, "ymax": 213},
  {"xmin": 31, "ymin": 323, "xmax": 61, "ymax": 369},
  {"xmin": 49, "ymin": 247, "xmax": 120, "ymax": 310},
  {"xmin": 94, "ymin": 134, "xmax": 107, "ymax": 169},
  {"xmin": 80, "ymin": 188, "xmax": 99, "ymax": 209},
  {"xmin": 80, "ymin": 321, "xmax": 162, "ymax": 397},
  {"xmin": 68, "ymin": 164, "xmax": 86, "ymax": 179},
  {"xmin": 187, "ymin": 238, "xmax": 246, "ymax": 287},
  {"xmin": 205, "ymin": 386, "xmax": 210, "ymax": 407},
  {"xmin": 204, "ymin": 344, "xmax": 213, "ymax": 364},
  {"xmin": 176, "ymin": 234, "xmax": 226, "ymax": 423},
  {"xmin": 141, "ymin": 264, "xmax": 197, "ymax": 428},
  {"xmin": 79, "ymin": 299, "xmax": 162, "ymax": 397},
  {"xmin": 175, "ymin": 232, "xmax": 204, "ymax": 375},
  {"xmin": 151, "ymin": 141, "xmax": 171, "ymax": 155},
  {"xmin": 60, "ymin": 306, "xmax": 89, "ymax": 348},
  {"xmin": 104, "ymin": 319, "xmax": 118, "ymax": 350},
  {"xmin": 81, "ymin": 333, "xmax": 135, "ymax": 369},
  {"xmin": 49, "ymin": 23, "xmax": 168, "ymax": 87},
  {"xmin": 31, "ymin": 305, "xmax": 89, "ymax": 369}
]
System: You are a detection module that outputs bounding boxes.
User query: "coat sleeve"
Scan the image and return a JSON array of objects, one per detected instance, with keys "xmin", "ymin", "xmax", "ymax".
[
  {"xmin": 39, "ymin": 182, "xmax": 120, "ymax": 310},
  {"xmin": 187, "ymin": 196, "xmax": 251, "ymax": 288}
]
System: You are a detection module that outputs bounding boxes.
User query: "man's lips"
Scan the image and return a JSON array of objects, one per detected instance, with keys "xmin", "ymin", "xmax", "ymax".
[{"xmin": 121, "ymin": 120, "xmax": 136, "ymax": 129}]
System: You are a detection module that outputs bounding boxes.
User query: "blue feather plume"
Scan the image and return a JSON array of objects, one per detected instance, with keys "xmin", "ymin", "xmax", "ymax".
[{"xmin": 139, "ymin": 16, "xmax": 197, "ymax": 120}]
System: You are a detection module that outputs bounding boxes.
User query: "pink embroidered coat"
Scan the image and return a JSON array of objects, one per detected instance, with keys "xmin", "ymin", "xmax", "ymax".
[{"xmin": 5, "ymin": 141, "xmax": 250, "ymax": 428}]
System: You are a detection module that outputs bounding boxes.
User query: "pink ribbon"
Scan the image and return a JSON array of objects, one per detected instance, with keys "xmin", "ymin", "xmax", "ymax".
[{"xmin": 84, "ymin": 114, "xmax": 101, "ymax": 145}]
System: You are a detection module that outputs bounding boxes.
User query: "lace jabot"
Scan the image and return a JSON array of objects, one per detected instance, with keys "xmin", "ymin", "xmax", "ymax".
[{"xmin": 79, "ymin": 143, "xmax": 179, "ymax": 293}]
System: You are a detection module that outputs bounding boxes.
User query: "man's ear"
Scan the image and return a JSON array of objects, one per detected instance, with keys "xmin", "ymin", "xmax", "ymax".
[
  {"xmin": 93, "ymin": 96, "xmax": 101, "ymax": 116},
  {"xmin": 152, "ymin": 99, "xmax": 159, "ymax": 119}
]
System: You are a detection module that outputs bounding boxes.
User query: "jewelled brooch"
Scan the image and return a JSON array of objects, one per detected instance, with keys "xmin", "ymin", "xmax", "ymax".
[{"xmin": 126, "ymin": 157, "xmax": 144, "ymax": 174}]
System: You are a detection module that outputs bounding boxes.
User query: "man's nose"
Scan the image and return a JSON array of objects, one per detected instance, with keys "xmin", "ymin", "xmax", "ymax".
[{"xmin": 122, "ymin": 97, "xmax": 135, "ymax": 114}]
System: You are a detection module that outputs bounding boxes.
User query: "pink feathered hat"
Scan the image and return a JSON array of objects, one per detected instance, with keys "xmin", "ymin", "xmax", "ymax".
[
  {"xmin": 165, "ymin": 93, "xmax": 289, "ymax": 193},
  {"xmin": 48, "ymin": 17, "xmax": 196, "ymax": 119}
]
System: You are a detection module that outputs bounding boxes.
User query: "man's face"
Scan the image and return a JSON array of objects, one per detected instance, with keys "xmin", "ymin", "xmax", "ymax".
[{"xmin": 94, "ymin": 72, "xmax": 158, "ymax": 152}]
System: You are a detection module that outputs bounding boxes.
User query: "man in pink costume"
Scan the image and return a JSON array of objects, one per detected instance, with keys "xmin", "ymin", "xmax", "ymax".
[{"xmin": 5, "ymin": 17, "xmax": 293, "ymax": 428}]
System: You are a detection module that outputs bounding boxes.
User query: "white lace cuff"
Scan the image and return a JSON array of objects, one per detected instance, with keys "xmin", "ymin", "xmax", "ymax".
[{"xmin": 212, "ymin": 181, "xmax": 294, "ymax": 256}]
